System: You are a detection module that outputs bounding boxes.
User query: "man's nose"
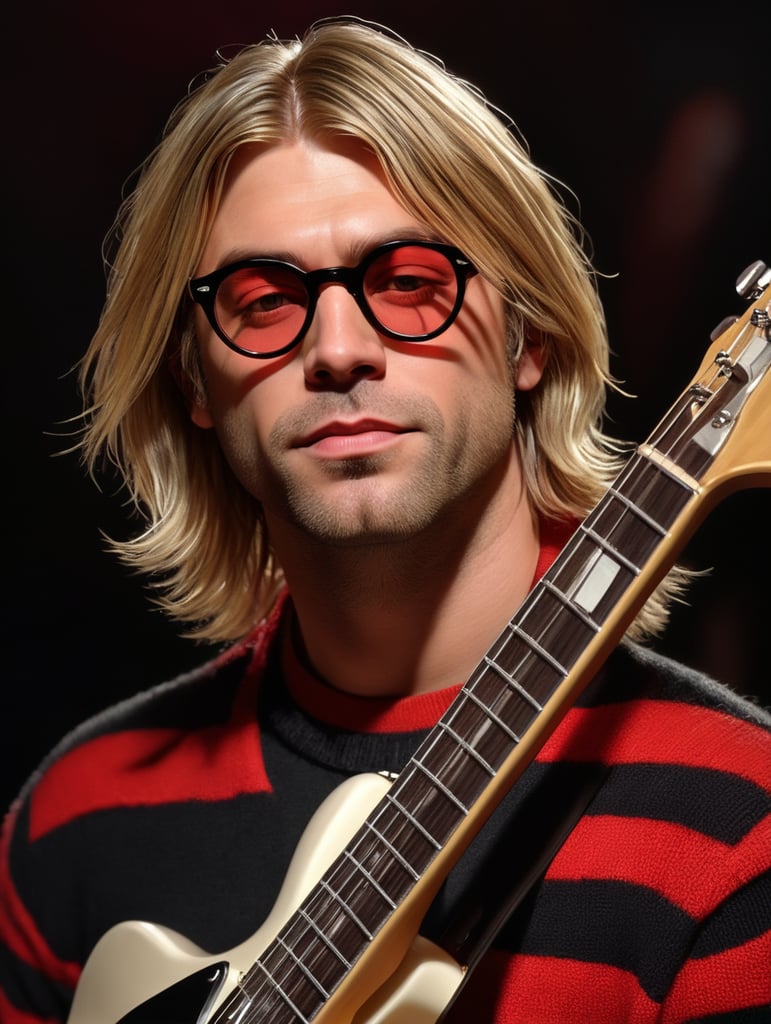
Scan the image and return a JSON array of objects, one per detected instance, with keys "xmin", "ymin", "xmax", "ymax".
[{"xmin": 302, "ymin": 283, "xmax": 387, "ymax": 387}]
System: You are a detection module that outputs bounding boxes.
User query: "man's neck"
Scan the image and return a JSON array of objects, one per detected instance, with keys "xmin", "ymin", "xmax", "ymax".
[{"xmin": 269, "ymin": 485, "xmax": 542, "ymax": 699}]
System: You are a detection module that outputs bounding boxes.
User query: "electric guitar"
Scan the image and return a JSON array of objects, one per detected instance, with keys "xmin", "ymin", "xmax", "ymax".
[{"xmin": 67, "ymin": 261, "xmax": 771, "ymax": 1024}]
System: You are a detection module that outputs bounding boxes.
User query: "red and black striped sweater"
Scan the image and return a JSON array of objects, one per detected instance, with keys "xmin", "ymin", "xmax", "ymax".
[{"xmin": 2, "ymin": 596, "xmax": 770, "ymax": 1024}]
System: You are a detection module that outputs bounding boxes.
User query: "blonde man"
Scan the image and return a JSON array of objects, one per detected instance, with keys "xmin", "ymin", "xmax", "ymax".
[{"xmin": 2, "ymin": 19, "xmax": 769, "ymax": 1024}]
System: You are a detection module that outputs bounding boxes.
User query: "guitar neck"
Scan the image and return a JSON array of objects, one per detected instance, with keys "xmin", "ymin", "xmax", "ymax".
[{"xmin": 215, "ymin": 271, "xmax": 771, "ymax": 1023}]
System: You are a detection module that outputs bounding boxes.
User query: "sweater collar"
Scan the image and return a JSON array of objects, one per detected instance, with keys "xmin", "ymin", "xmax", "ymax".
[{"xmin": 276, "ymin": 517, "xmax": 575, "ymax": 735}]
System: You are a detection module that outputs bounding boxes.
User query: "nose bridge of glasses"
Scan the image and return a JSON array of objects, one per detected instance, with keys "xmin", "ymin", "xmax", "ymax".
[
  {"xmin": 305, "ymin": 265, "xmax": 373, "ymax": 338},
  {"xmin": 306, "ymin": 264, "xmax": 362, "ymax": 301},
  {"xmin": 301, "ymin": 264, "xmax": 387, "ymax": 368}
]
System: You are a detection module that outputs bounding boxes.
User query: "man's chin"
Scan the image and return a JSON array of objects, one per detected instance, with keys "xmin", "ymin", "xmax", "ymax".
[{"xmin": 285, "ymin": 492, "xmax": 438, "ymax": 547}]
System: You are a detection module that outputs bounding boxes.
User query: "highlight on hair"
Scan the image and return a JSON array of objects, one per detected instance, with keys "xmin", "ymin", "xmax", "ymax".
[{"xmin": 78, "ymin": 16, "xmax": 686, "ymax": 642}]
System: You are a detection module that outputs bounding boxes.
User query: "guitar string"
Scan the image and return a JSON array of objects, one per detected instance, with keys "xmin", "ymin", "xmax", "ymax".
[
  {"xmin": 235, "ymin": 847, "xmax": 391, "ymax": 1024},
  {"xmin": 226, "ymin": 774, "xmax": 454, "ymax": 1024}
]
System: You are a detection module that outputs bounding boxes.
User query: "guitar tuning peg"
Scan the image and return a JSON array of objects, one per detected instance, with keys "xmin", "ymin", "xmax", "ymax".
[
  {"xmin": 710, "ymin": 315, "xmax": 738, "ymax": 341},
  {"xmin": 736, "ymin": 260, "xmax": 770, "ymax": 301}
]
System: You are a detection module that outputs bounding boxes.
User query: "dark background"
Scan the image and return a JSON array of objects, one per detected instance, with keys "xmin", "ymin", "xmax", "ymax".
[{"xmin": 4, "ymin": 0, "xmax": 770, "ymax": 812}]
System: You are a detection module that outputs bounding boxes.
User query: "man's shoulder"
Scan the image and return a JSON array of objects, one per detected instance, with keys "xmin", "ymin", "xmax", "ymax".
[
  {"xmin": 39, "ymin": 648, "xmax": 247, "ymax": 767},
  {"xmin": 10, "ymin": 605, "xmax": 287, "ymax": 836},
  {"xmin": 601, "ymin": 641, "xmax": 771, "ymax": 730},
  {"xmin": 31, "ymin": 602, "xmax": 286, "ymax": 780}
]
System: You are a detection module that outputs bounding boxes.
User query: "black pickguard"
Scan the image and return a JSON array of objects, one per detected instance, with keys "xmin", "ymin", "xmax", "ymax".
[{"xmin": 116, "ymin": 962, "xmax": 229, "ymax": 1024}]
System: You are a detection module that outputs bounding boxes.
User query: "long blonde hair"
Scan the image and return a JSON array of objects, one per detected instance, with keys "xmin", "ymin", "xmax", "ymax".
[{"xmin": 79, "ymin": 17, "xmax": 679, "ymax": 641}]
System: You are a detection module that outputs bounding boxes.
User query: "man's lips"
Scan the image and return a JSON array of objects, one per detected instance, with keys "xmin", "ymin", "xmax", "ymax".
[{"xmin": 294, "ymin": 418, "xmax": 413, "ymax": 456}]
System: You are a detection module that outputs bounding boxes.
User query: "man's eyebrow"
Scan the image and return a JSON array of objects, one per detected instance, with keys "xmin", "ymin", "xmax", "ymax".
[
  {"xmin": 212, "ymin": 227, "xmax": 444, "ymax": 273},
  {"xmin": 213, "ymin": 245, "xmax": 299, "ymax": 269},
  {"xmin": 345, "ymin": 227, "xmax": 443, "ymax": 264}
]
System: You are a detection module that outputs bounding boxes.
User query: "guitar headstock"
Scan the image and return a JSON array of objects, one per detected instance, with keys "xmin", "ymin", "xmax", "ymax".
[{"xmin": 650, "ymin": 260, "xmax": 771, "ymax": 501}]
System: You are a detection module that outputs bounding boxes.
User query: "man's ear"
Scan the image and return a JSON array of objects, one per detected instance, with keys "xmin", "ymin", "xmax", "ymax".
[
  {"xmin": 514, "ymin": 335, "xmax": 547, "ymax": 392},
  {"xmin": 167, "ymin": 349, "xmax": 214, "ymax": 429}
]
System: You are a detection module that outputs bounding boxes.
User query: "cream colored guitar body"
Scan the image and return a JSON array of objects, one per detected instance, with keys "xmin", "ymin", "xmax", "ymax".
[{"xmin": 66, "ymin": 773, "xmax": 465, "ymax": 1024}]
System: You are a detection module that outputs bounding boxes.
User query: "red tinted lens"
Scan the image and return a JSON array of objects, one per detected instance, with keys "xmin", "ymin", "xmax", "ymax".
[
  {"xmin": 214, "ymin": 266, "xmax": 309, "ymax": 354},
  {"xmin": 363, "ymin": 245, "xmax": 459, "ymax": 337}
]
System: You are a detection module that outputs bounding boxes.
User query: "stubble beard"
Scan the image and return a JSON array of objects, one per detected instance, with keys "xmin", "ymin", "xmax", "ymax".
[
  {"xmin": 278, "ymin": 446, "xmax": 448, "ymax": 546},
  {"xmin": 266, "ymin": 385, "xmax": 516, "ymax": 548}
]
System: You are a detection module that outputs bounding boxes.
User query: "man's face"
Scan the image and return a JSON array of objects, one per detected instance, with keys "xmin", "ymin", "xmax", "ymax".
[{"xmin": 189, "ymin": 138, "xmax": 542, "ymax": 549}]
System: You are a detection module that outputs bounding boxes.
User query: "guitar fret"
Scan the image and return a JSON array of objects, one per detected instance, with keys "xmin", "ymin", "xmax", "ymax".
[
  {"xmin": 226, "ymin": 982, "xmax": 258, "ymax": 1024},
  {"xmin": 509, "ymin": 622, "xmax": 569, "ymax": 680},
  {"xmin": 366, "ymin": 796, "xmax": 441, "ymax": 883},
  {"xmin": 607, "ymin": 485, "xmax": 668, "ymax": 535},
  {"xmin": 417, "ymin": 726, "xmax": 498, "ymax": 814},
  {"xmin": 385, "ymin": 791, "xmax": 443, "ymax": 850},
  {"xmin": 320, "ymin": 879, "xmax": 375, "ymax": 941},
  {"xmin": 580, "ymin": 525, "xmax": 641, "ymax": 575},
  {"xmin": 411, "ymin": 757, "xmax": 470, "ymax": 814},
  {"xmin": 297, "ymin": 907, "xmax": 352, "ymax": 969},
  {"xmin": 437, "ymin": 719, "xmax": 497, "ymax": 777},
  {"xmin": 251, "ymin": 959, "xmax": 312, "ymax": 1024},
  {"xmin": 363, "ymin": 820, "xmax": 421, "ymax": 880},
  {"xmin": 463, "ymin": 687, "xmax": 522, "ymax": 743},
  {"xmin": 343, "ymin": 850, "xmax": 398, "ymax": 909},
  {"xmin": 335, "ymin": 829, "xmax": 418, "ymax": 921},
  {"xmin": 537, "ymin": 578, "xmax": 603, "ymax": 631},
  {"xmin": 253, "ymin": 908, "xmax": 350, "ymax": 1021},
  {"xmin": 275, "ymin": 935, "xmax": 331, "ymax": 999},
  {"xmin": 484, "ymin": 653, "xmax": 547, "ymax": 709}
]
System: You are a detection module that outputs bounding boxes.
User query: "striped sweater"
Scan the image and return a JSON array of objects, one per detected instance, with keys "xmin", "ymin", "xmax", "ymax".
[{"xmin": 1, "ymin": 597, "xmax": 770, "ymax": 1023}]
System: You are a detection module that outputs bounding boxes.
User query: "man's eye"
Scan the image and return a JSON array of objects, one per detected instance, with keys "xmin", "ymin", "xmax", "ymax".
[
  {"xmin": 384, "ymin": 273, "xmax": 425, "ymax": 292},
  {"xmin": 246, "ymin": 291, "xmax": 294, "ymax": 313}
]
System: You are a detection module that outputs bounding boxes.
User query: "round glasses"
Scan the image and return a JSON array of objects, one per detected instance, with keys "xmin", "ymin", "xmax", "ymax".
[{"xmin": 188, "ymin": 240, "xmax": 478, "ymax": 359}]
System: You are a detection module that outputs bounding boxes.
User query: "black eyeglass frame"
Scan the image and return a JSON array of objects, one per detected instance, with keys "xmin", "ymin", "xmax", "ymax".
[{"xmin": 188, "ymin": 239, "xmax": 478, "ymax": 359}]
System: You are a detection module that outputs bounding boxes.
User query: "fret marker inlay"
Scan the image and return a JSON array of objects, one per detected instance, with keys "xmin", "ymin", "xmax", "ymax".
[{"xmin": 573, "ymin": 552, "xmax": 621, "ymax": 613}]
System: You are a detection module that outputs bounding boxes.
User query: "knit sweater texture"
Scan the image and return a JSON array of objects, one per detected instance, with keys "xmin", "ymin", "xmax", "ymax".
[{"xmin": 1, "ymin": 595, "xmax": 770, "ymax": 1024}]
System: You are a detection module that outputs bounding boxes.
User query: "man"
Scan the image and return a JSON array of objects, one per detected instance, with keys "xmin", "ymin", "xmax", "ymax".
[{"xmin": 1, "ymin": 18, "xmax": 769, "ymax": 1024}]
